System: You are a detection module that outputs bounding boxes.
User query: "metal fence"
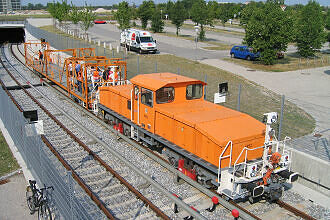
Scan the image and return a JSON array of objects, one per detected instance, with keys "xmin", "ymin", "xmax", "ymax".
[{"xmin": 0, "ymin": 87, "xmax": 104, "ymax": 219}]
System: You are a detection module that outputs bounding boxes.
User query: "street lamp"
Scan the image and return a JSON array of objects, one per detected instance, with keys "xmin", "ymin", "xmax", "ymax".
[{"xmin": 194, "ymin": 25, "xmax": 200, "ymax": 61}]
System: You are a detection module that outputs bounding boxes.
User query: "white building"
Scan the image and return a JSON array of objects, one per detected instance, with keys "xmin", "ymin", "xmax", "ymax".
[{"xmin": 0, "ymin": 0, "xmax": 21, "ymax": 13}]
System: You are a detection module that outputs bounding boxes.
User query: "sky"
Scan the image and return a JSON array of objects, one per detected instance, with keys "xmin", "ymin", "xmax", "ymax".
[{"xmin": 21, "ymin": 0, "xmax": 330, "ymax": 7}]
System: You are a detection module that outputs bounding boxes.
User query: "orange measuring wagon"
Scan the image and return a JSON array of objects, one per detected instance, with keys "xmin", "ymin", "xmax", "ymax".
[{"xmin": 24, "ymin": 40, "xmax": 127, "ymax": 110}]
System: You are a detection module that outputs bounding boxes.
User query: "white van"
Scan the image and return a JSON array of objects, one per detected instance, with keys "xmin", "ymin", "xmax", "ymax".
[{"xmin": 120, "ymin": 29, "xmax": 157, "ymax": 54}]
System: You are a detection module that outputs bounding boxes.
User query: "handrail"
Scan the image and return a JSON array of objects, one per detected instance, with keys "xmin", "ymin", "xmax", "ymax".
[
  {"xmin": 218, "ymin": 141, "xmax": 233, "ymax": 183},
  {"xmin": 232, "ymin": 145, "xmax": 265, "ymax": 182}
]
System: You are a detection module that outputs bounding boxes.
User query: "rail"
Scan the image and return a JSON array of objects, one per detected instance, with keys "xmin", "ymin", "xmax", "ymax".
[
  {"xmin": 15, "ymin": 43, "xmax": 259, "ymax": 220},
  {"xmin": 4, "ymin": 44, "xmax": 170, "ymax": 219},
  {"xmin": 276, "ymin": 200, "xmax": 316, "ymax": 220}
]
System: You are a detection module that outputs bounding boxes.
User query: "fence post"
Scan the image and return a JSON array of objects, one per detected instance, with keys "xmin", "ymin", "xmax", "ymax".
[
  {"xmin": 67, "ymin": 171, "xmax": 74, "ymax": 220},
  {"xmin": 155, "ymin": 61, "xmax": 157, "ymax": 73},
  {"xmin": 39, "ymin": 141, "xmax": 44, "ymax": 182},
  {"xmin": 204, "ymin": 74, "xmax": 207, "ymax": 99},
  {"xmin": 237, "ymin": 84, "xmax": 241, "ymax": 111},
  {"xmin": 278, "ymin": 95, "xmax": 285, "ymax": 141},
  {"xmin": 177, "ymin": 67, "xmax": 180, "ymax": 75},
  {"xmin": 137, "ymin": 56, "xmax": 140, "ymax": 74}
]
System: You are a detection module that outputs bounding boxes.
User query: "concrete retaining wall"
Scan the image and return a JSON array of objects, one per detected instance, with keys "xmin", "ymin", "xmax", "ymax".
[{"xmin": 290, "ymin": 148, "xmax": 330, "ymax": 197}]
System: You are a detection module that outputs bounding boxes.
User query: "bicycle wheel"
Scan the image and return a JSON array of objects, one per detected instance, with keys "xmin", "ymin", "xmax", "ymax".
[
  {"xmin": 26, "ymin": 186, "xmax": 36, "ymax": 214},
  {"xmin": 38, "ymin": 202, "xmax": 52, "ymax": 220}
]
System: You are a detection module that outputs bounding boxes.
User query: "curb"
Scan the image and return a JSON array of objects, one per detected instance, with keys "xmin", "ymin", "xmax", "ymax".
[{"xmin": 0, "ymin": 168, "xmax": 23, "ymax": 181}]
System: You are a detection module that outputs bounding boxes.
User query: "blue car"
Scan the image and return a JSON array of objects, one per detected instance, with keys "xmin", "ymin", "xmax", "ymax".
[{"xmin": 230, "ymin": 45, "xmax": 260, "ymax": 61}]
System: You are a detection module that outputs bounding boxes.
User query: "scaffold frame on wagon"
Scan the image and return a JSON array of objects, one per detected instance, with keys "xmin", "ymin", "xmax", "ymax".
[{"xmin": 24, "ymin": 41, "xmax": 128, "ymax": 110}]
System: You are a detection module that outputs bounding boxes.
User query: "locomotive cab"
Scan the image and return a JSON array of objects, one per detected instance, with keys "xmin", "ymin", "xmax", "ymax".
[{"xmin": 129, "ymin": 73, "xmax": 206, "ymax": 134}]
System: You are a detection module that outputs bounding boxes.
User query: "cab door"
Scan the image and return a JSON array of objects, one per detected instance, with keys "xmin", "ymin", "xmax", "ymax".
[
  {"xmin": 132, "ymin": 85, "xmax": 139, "ymax": 124},
  {"xmin": 139, "ymin": 87, "xmax": 155, "ymax": 133}
]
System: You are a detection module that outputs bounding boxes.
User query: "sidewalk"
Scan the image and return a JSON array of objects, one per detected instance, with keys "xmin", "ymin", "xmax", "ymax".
[
  {"xmin": 0, "ymin": 117, "xmax": 35, "ymax": 220},
  {"xmin": 0, "ymin": 173, "xmax": 35, "ymax": 220}
]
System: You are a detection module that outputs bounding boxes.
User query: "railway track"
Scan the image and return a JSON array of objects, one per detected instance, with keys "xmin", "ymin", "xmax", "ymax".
[
  {"xmin": 1, "ymin": 44, "xmax": 210, "ymax": 219},
  {"xmin": 276, "ymin": 200, "xmax": 316, "ymax": 220},
  {"xmin": 2, "ymin": 42, "xmax": 321, "ymax": 220},
  {"xmin": 11, "ymin": 42, "xmax": 258, "ymax": 220}
]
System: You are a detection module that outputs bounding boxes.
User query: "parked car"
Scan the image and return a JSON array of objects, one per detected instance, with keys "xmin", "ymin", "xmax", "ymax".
[
  {"xmin": 230, "ymin": 45, "xmax": 260, "ymax": 61},
  {"xmin": 94, "ymin": 20, "xmax": 106, "ymax": 24}
]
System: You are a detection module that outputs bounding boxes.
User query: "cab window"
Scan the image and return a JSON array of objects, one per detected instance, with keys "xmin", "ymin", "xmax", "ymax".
[
  {"xmin": 156, "ymin": 87, "xmax": 174, "ymax": 104},
  {"xmin": 141, "ymin": 88, "xmax": 153, "ymax": 107},
  {"xmin": 186, "ymin": 84, "xmax": 203, "ymax": 100}
]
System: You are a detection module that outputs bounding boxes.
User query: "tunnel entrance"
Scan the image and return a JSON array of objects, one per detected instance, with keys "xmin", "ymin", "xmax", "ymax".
[{"xmin": 0, "ymin": 24, "xmax": 25, "ymax": 44}]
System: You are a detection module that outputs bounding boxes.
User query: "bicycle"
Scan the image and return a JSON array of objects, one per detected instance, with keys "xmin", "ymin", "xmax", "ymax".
[{"xmin": 26, "ymin": 180, "xmax": 54, "ymax": 220}]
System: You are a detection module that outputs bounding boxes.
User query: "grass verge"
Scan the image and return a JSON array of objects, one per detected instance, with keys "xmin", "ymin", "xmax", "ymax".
[
  {"xmin": 224, "ymin": 52, "xmax": 330, "ymax": 72},
  {"xmin": 158, "ymin": 32, "xmax": 233, "ymax": 51},
  {"xmin": 0, "ymin": 130, "xmax": 20, "ymax": 177},
  {"xmin": 37, "ymin": 24, "xmax": 315, "ymax": 138},
  {"xmin": 0, "ymin": 14, "xmax": 51, "ymax": 20}
]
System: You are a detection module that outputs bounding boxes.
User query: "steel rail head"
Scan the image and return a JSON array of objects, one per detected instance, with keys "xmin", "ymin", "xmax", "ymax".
[{"xmin": 276, "ymin": 200, "xmax": 316, "ymax": 220}]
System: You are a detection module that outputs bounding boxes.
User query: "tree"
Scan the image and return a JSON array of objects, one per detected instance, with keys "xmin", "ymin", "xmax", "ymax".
[
  {"xmin": 69, "ymin": 3, "xmax": 80, "ymax": 36},
  {"xmin": 295, "ymin": 1, "xmax": 326, "ymax": 57},
  {"xmin": 114, "ymin": 1, "xmax": 132, "ymax": 30},
  {"xmin": 243, "ymin": 2, "xmax": 294, "ymax": 65},
  {"xmin": 208, "ymin": 1, "xmax": 219, "ymax": 21},
  {"xmin": 138, "ymin": 0, "xmax": 155, "ymax": 29},
  {"xmin": 169, "ymin": 0, "xmax": 186, "ymax": 36},
  {"xmin": 151, "ymin": 9, "xmax": 164, "ymax": 33},
  {"xmin": 47, "ymin": 0, "xmax": 70, "ymax": 27},
  {"xmin": 217, "ymin": 4, "xmax": 232, "ymax": 26},
  {"xmin": 79, "ymin": 3, "xmax": 96, "ymax": 38},
  {"xmin": 240, "ymin": 2, "xmax": 259, "ymax": 26},
  {"xmin": 69, "ymin": 3, "xmax": 80, "ymax": 25},
  {"xmin": 190, "ymin": 0, "xmax": 213, "ymax": 41},
  {"xmin": 326, "ymin": 10, "xmax": 330, "ymax": 30}
]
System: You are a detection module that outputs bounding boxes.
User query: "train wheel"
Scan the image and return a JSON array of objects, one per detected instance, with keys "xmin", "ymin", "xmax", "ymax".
[
  {"xmin": 168, "ymin": 157, "xmax": 178, "ymax": 167},
  {"xmin": 124, "ymin": 128, "xmax": 130, "ymax": 136}
]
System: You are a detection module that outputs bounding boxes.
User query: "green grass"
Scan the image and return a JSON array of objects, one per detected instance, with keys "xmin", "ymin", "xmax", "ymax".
[
  {"xmin": 157, "ymin": 32, "xmax": 233, "ymax": 51},
  {"xmin": 38, "ymin": 24, "xmax": 315, "ymax": 139},
  {"xmin": 0, "ymin": 130, "xmax": 20, "ymax": 177},
  {"xmin": 224, "ymin": 52, "xmax": 330, "ymax": 72},
  {"xmin": 181, "ymin": 23, "xmax": 245, "ymax": 37},
  {"xmin": 0, "ymin": 14, "xmax": 51, "ymax": 20},
  {"xmin": 163, "ymin": 20, "xmax": 245, "ymax": 37}
]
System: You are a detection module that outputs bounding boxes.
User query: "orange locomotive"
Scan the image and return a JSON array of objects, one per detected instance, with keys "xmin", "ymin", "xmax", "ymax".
[{"xmin": 99, "ymin": 72, "xmax": 298, "ymax": 202}]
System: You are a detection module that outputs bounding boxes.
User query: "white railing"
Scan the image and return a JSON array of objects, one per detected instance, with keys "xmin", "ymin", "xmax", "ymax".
[
  {"xmin": 232, "ymin": 145, "xmax": 265, "ymax": 182},
  {"xmin": 218, "ymin": 140, "xmax": 233, "ymax": 183}
]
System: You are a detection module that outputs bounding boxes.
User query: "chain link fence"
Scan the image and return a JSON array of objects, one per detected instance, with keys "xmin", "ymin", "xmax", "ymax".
[{"xmin": 0, "ymin": 87, "xmax": 104, "ymax": 219}]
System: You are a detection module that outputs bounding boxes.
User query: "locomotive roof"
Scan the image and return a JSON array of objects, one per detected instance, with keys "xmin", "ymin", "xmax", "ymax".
[
  {"xmin": 156, "ymin": 100, "xmax": 265, "ymax": 146},
  {"xmin": 130, "ymin": 72, "xmax": 206, "ymax": 91}
]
